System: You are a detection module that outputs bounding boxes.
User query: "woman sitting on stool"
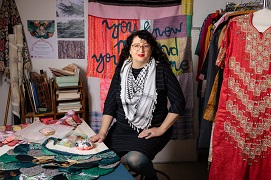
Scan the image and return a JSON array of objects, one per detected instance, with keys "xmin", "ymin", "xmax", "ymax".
[{"xmin": 90, "ymin": 30, "xmax": 186, "ymax": 180}]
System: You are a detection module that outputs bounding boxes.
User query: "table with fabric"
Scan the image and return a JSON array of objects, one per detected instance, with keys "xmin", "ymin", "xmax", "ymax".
[{"xmin": 0, "ymin": 121, "xmax": 133, "ymax": 180}]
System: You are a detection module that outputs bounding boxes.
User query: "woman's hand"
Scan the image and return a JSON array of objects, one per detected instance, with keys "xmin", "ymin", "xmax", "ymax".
[
  {"xmin": 90, "ymin": 133, "xmax": 106, "ymax": 143},
  {"xmin": 138, "ymin": 127, "xmax": 165, "ymax": 139}
]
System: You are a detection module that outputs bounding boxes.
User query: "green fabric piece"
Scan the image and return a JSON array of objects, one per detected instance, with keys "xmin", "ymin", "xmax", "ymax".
[
  {"xmin": 76, "ymin": 156, "xmax": 102, "ymax": 163},
  {"xmin": 69, "ymin": 155, "xmax": 93, "ymax": 161},
  {"xmin": 3, "ymin": 175, "xmax": 20, "ymax": 180},
  {"xmin": 66, "ymin": 173, "xmax": 98, "ymax": 180},
  {"xmin": 95, "ymin": 150, "xmax": 117, "ymax": 159},
  {"xmin": 186, "ymin": 15, "xmax": 192, "ymax": 37},
  {"xmin": 98, "ymin": 155, "xmax": 120, "ymax": 165},
  {"xmin": 4, "ymin": 176, "xmax": 20, "ymax": 180},
  {"xmin": 82, "ymin": 167, "xmax": 115, "ymax": 176},
  {"xmin": 0, "ymin": 144, "xmax": 120, "ymax": 179},
  {"xmin": 54, "ymin": 154, "xmax": 72, "ymax": 162},
  {"xmin": 40, "ymin": 148, "xmax": 57, "ymax": 156},
  {"xmin": 29, "ymin": 143, "xmax": 43, "ymax": 150},
  {"xmin": 99, "ymin": 161, "xmax": 120, "ymax": 169},
  {"xmin": 0, "ymin": 154, "xmax": 18, "ymax": 163},
  {"xmin": 13, "ymin": 144, "xmax": 30, "ymax": 154},
  {"xmin": 0, "ymin": 162, "xmax": 35, "ymax": 170}
]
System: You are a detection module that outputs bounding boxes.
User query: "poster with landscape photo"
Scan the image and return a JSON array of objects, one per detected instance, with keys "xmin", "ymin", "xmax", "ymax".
[
  {"xmin": 57, "ymin": 19, "xmax": 84, "ymax": 38},
  {"xmin": 56, "ymin": 0, "xmax": 84, "ymax": 18}
]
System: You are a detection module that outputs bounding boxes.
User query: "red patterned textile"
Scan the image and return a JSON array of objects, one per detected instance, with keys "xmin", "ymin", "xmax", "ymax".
[{"xmin": 209, "ymin": 13, "xmax": 271, "ymax": 180}]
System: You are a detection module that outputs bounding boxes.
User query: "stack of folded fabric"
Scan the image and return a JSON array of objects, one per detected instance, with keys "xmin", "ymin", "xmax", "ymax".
[{"xmin": 49, "ymin": 64, "xmax": 80, "ymax": 88}]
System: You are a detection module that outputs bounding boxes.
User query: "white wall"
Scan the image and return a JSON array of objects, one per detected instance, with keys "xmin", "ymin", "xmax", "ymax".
[
  {"xmin": 0, "ymin": 0, "xmax": 264, "ymax": 161},
  {"xmin": 14, "ymin": 0, "xmax": 89, "ymax": 91}
]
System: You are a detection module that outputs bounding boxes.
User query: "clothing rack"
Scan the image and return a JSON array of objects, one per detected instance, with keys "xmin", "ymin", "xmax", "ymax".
[{"xmin": 225, "ymin": 1, "xmax": 267, "ymax": 12}]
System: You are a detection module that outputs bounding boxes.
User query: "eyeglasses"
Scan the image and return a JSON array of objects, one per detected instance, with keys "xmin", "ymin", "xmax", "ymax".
[{"xmin": 131, "ymin": 44, "xmax": 151, "ymax": 51}]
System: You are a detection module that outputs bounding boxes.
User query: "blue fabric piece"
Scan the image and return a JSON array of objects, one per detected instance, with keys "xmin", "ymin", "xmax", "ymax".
[{"xmin": 0, "ymin": 153, "xmax": 18, "ymax": 163}]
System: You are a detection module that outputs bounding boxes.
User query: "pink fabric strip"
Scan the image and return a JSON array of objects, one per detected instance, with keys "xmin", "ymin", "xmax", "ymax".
[{"xmin": 88, "ymin": 2, "xmax": 182, "ymax": 20}]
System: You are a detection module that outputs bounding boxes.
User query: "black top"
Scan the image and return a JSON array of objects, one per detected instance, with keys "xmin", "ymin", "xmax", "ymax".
[
  {"xmin": 132, "ymin": 67, "xmax": 142, "ymax": 79},
  {"xmin": 103, "ymin": 62, "xmax": 186, "ymax": 160}
]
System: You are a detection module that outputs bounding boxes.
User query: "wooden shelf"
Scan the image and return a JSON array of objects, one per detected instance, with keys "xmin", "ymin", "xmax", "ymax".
[
  {"xmin": 20, "ymin": 81, "xmax": 55, "ymax": 123},
  {"xmin": 21, "ymin": 80, "xmax": 86, "ymax": 123},
  {"xmin": 53, "ymin": 81, "xmax": 86, "ymax": 120}
]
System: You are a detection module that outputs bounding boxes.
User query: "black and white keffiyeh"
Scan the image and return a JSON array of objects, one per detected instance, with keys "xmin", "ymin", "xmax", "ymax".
[{"xmin": 120, "ymin": 58, "xmax": 157, "ymax": 131}]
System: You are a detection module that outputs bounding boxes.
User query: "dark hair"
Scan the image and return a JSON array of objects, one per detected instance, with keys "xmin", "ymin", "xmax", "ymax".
[{"xmin": 117, "ymin": 30, "xmax": 170, "ymax": 69}]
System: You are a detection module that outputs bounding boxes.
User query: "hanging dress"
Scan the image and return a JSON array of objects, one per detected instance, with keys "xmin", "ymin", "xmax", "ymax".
[{"xmin": 209, "ymin": 13, "xmax": 271, "ymax": 180}]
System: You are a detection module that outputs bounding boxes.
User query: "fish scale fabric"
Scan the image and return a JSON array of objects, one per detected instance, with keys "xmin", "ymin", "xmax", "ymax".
[{"xmin": 0, "ymin": 141, "xmax": 120, "ymax": 180}]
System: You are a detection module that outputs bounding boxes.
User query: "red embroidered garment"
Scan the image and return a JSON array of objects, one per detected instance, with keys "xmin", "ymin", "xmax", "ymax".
[{"xmin": 209, "ymin": 13, "xmax": 271, "ymax": 180}]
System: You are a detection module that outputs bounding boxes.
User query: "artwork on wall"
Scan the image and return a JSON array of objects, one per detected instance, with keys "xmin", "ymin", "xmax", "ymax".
[
  {"xmin": 58, "ymin": 40, "xmax": 85, "ymax": 59},
  {"xmin": 26, "ymin": 20, "xmax": 57, "ymax": 59},
  {"xmin": 56, "ymin": 0, "xmax": 84, "ymax": 18},
  {"xmin": 87, "ymin": 0, "xmax": 195, "ymax": 140},
  {"xmin": 57, "ymin": 19, "xmax": 85, "ymax": 38},
  {"xmin": 87, "ymin": 16, "xmax": 138, "ymax": 79},
  {"xmin": 56, "ymin": 0, "xmax": 85, "ymax": 59}
]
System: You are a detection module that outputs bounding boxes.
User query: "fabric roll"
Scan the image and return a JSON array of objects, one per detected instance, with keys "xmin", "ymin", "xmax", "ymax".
[
  {"xmin": 0, "ymin": 0, "xmax": 32, "ymax": 122},
  {"xmin": 9, "ymin": 34, "xmax": 20, "ymax": 118},
  {"xmin": 15, "ymin": 25, "xmax": 24, "ymax": 87},
  {"xmin": 15, "ymin": 25, "xmax": 24, "ymax": 48},
  {"xmin": 0, "ymin": 0, "xmax": 31, "ymax": 77}
]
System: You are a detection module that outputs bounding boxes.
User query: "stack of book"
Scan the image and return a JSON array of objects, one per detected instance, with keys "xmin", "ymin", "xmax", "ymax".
[
  {"xmin": 57, "ymin": 101, "xmax": 82, "ymax": 113},
  {"xmin": 56, "ymin": 89, "xmax": 81, "ymax": 100},
  {"xmin": 23, "ymin": 69, "xmax": 52, "ymax": 114}
]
